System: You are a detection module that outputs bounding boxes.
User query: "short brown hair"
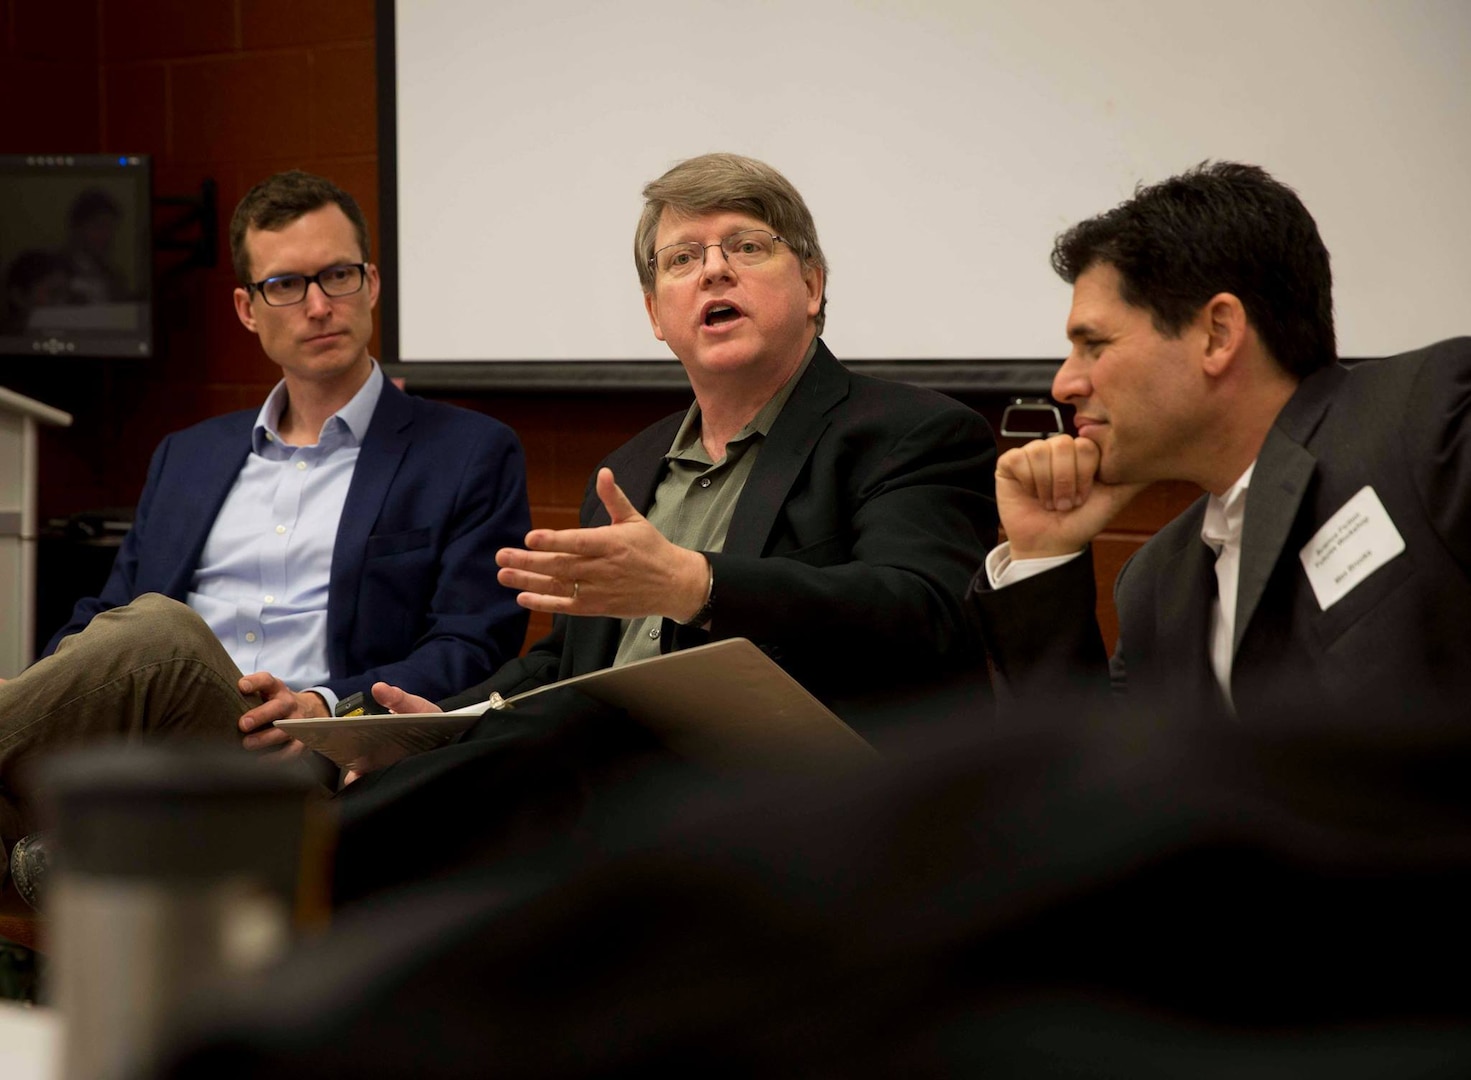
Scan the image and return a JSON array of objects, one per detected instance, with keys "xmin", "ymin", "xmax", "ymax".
[
  {"xmin": 635, "ymin": 153, "xmax": 829, "ymax": 334},
  {"xmin": 229, "ymin": 170, "xmax": 371, "ymax": 285}
]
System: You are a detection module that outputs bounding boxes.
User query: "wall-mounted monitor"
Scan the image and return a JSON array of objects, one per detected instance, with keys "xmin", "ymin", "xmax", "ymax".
[{"xmin": 0, "ymin": 154, "xmax": 153, "ymax": 360}]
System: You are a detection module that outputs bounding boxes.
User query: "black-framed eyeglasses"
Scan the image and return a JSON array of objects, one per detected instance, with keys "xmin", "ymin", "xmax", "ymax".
[
  {"xmin": 649, "ymin": 230, "xmax": 791, "ymax": 279},
  {"xmin": 247, "ymin": 263, "xmax": 369, "ymax": 307}
]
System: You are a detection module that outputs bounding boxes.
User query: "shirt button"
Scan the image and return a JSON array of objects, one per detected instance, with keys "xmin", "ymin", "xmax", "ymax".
[
  {"xmin": 245, "ymin": 632, "xmax": 257, "ymax": 643},
  {"xmin": 699, "ymin": 477, "xmax": 712, "ymax": 488},
  {"xmin": 263, "ymin": 594, "xmax": 275, "ymax": 604},
  {"xmin": 296, "ymin": 461, "xmax": 307, "ymax": 471},
  {"xmin": 275, "ymin": 525, "xmax": 286, "ymax": 534},
  {"xmin": 648, "ymin": 627, "xmax": 660, "ymax": 640}
]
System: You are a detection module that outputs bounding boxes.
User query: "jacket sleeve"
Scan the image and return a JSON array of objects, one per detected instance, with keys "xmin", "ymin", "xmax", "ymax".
[
  {"xmin": 319, "ymin": 419, "xmax": 533, "ymax": 705},
  {"xmin": 969, "ymin": 545, "xmax": 1115, "ymax": 710},
  {"xmin": 42, "ymin": 433, "xmax": 176, "ymax": 656}
]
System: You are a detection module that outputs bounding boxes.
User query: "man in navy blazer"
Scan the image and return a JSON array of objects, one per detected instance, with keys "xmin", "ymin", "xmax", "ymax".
[
  {"xmin": 44, "ymin": 377, "xmax": 529, "ymax": 710},
  {"xmin": 0, "ymin": 171, "xmax": 528, "ymax": 854}
]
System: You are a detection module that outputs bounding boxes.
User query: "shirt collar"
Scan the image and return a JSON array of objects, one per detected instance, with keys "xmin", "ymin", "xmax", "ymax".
[
  {"xmin": 1201, "ymin": 461, "xmax": 1255, "ymax": 552},
  {"xmin": 666, "ymin": 336, "xmax": 819, "ymax": 463},
  {"xmin": 253, "ymin": 360, "xmax": 384, "ymax": 453}
]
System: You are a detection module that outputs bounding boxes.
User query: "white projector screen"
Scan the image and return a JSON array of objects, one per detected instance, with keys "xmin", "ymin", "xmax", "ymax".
[{"xmin": 381, "ymin": 0, "xmax": 1470, "ymax": 367}]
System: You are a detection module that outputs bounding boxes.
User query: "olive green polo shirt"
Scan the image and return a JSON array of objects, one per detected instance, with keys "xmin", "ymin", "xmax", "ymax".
[{"xmin": 613, "ymin": 339, "xmax": 817, "ymax": 667}]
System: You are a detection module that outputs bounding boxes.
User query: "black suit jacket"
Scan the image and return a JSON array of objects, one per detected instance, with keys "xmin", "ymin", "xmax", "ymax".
[
  {"xmin": 445, "ymin": 340, "xmax": 998, "ymax": 740},
  {"xmin": 974, "ymin": 337, "xmax": 1471, "ymax": 721},
  {"xmin": 331, "ymin": 342, "xmax": 996, "ymax": 902}
]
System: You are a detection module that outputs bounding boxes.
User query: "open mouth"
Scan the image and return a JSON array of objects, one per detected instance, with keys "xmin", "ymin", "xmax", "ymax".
[{"xmin": 702, "ymin": 302, "xmax": 743, "ymax": 327}]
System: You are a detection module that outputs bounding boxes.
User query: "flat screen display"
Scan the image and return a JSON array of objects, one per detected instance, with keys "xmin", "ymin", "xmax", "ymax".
[{"xmin": 0, "ymin": 154, "xmax": 152, "ymax": 360}]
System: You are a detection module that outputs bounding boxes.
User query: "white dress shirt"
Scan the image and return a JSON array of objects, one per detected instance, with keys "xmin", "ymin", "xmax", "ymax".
[
  {"xmin": 187, "ymin": 364, "xmax": 384, "ymax": 707},
  {"xmin": 1201, "ymin": 463, "xmax": 1253, "ymax": 709}
]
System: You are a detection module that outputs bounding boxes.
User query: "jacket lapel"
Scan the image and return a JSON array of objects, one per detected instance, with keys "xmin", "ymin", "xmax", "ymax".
[
  {"xmin": 723, "ymin": 340, "xmax": 846, "ymax": 556},
  {"xmin": 167, "ymin": 416, "xmax": 255, "ymax": 596},
  {"xmin": 325, "ymin": 381, "xmax": 413, "ymax": 675},
  {"xmin": 597, "ymin": 424, "xmax": 675, "ymax": 523},
  {"xmin": 1153, "ymin": 506, "xmax": 1223, "ymax": 708},
  {"xmin": 1233, "ymin": 365, "xmax": 1342, "ymax": 654}
]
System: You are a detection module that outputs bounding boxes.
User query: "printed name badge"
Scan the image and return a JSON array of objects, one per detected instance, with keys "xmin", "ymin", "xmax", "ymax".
[{"xmin": 1298, "ymin": 486, "xmax": 1405, "ymax": 611}]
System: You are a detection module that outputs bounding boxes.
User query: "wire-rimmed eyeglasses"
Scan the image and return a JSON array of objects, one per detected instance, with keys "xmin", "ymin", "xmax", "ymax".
[{"xmin": 649, "ymin": 230, "xmax": 791, "ymax": 279}]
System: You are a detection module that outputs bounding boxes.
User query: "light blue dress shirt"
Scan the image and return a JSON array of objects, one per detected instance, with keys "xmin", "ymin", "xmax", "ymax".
[{"xmin": 186, "ymin": 364, "xmax": 385, "ymax": 709}]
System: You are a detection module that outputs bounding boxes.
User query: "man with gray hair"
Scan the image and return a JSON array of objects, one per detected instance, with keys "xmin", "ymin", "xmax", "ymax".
[{"xmin": 328, "ymin": 152, "xmax": 998, "ymax": 899}]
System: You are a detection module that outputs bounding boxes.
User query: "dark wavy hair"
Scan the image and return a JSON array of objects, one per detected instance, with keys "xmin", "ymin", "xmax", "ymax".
[
  {"xmin": 1051, "ymin": 162, "xmax": 1336, "ymax": 377},
  {"xmin": 229, "ymin": 170, "xmax": 370, "ymax": 285}
]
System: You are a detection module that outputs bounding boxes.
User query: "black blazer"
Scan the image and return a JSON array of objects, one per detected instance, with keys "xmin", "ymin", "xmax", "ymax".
[
  {"xmin": 447, "ymin": 340, "xmax": 998, "ymax": 739},
  {"xmin": 974, "ymin": 337, "xmax": 1471, "ymax": 722}
]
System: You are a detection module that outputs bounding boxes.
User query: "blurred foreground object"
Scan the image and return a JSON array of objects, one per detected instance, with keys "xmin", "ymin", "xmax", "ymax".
[
  {"xmin": 154, "ymin": 706, "xmax": 1471, "ymax": 1077},
  {"xmin": 40, "ymin": 746, "xmax": 332, "ymax": 1080}
]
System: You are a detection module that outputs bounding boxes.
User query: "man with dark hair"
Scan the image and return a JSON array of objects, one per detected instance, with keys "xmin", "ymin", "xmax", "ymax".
[
  {"xmin": 972, "ymin": 161, "xmax": 1471, "ymax": 720},
  {"xmin": 0, "ymin": 171, "xmax": 530, "ymax": 888}
]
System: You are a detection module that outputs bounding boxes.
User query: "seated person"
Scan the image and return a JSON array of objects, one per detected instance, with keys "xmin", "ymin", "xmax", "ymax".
[
  {"xmin": 2, "ymin": 154, "xmax": 996, "ymax": 908},
  {"xmin": 0, "ymin": 171, "xmax": 530, "ymax": 896},
  {"xmin": 971, "ymin": 161, "xmax": 1471, "ymax": 721},
  {"xmin": 325, "ymin": 152, "xmax": 998, "ymax": 900}
]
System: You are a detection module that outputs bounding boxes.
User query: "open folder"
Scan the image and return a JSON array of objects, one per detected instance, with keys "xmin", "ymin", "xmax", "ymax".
[{"xmin": 275, "ymin": 638, "xmax": 879, "ymax": 776}]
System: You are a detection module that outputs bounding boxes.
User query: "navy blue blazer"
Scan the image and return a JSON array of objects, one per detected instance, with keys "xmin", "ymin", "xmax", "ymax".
[{"xmin": 46, "ymin": 378, "xmax": 531, "ymax": 704}]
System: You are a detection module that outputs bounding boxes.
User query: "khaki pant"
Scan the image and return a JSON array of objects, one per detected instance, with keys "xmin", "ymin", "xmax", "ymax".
[{"xmin": 0, "ymin": 594, "xmax": 256, "ymax": 842}]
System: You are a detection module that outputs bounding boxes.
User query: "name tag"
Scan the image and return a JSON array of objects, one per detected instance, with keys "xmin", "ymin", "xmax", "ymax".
[{"xmin": 1298, "ymin": 486, "xmax": 1405, "ymax": 611}]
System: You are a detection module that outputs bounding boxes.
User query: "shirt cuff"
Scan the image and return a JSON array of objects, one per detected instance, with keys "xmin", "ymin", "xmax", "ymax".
[
  {"xmin": 304, "ymin": 685, "xmax": 339, "ymax": 715},
  {"xmin": 985, "ymin": 541, "xmax": 1085, "ymax": 589}
]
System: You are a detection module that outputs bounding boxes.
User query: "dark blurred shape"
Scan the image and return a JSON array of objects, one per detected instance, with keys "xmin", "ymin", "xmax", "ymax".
[
  {"xmin": 1, "ymin": 249, "xmax": 69, "ymax": 334},
  {"xmin": 39, "ymin": 746, "xmax": 332, "ymax": 1080},
  {"xmin": 60, "ymin": 187, "xmax": 129, "ymax": 305},
  {"xmin": 154, "ymin": 702, "xmax": 1471, "ymax": 1077},
  {"xmin": 34, "ymin": 509, "xmax": 135, "ymax": 665}
]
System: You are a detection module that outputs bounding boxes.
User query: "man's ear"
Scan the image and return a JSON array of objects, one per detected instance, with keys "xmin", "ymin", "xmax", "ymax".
[
  {"xmin": 233, "ymin": 287, "xmax": 259, "ymax": 334},
  {"xmin": 803, "ymin": 263, "xmax": 824, "ymax": 319},
  {"xmin": 1200, "ymin": 292, "xmax": 1248, "ymax": 378},
  {"xmin": 643, "ymin": 289, "xmax": 666, "ymax": 342}
]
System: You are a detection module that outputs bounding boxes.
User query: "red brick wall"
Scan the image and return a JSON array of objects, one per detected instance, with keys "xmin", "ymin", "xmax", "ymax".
[{"xmin": 1, "ymin": 0, "xmax": 377, "ymax": 520}]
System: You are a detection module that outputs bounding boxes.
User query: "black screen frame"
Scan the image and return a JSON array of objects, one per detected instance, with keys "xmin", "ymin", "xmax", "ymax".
[{"xmin": 0, "ymin": 153, "xmax": 154, "ymax": 362}]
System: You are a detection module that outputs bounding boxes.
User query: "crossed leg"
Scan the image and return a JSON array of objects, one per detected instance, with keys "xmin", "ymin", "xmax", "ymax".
[{"xmin": 0, "ymin": 594, "xmax": 255, "ymax": 841}]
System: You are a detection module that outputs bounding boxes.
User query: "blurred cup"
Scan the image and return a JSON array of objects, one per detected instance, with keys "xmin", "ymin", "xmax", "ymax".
[{"xmin": 37, "ymin": 745, "xmax": 333, "ymax": 1080}]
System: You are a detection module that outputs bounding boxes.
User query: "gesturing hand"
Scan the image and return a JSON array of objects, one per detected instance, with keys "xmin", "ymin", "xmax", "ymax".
[
  {"xmin": 996, "ymin": 435, "xmax": 1146, "ymax": 560},
  {"xmin": 496, "ymin": 467, "xmax": 709, "ymax": 622}
]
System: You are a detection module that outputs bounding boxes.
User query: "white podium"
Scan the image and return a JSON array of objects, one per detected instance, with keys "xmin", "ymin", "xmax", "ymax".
[{"xmin": 0, "ymin": 386, "xmax": 72, "ymax": 677}]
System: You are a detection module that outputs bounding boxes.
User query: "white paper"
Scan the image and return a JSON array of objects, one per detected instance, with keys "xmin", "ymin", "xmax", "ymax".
[{"xmin": 1299, "ymin": 486, "xmax": 1406, "ymax": 611}]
